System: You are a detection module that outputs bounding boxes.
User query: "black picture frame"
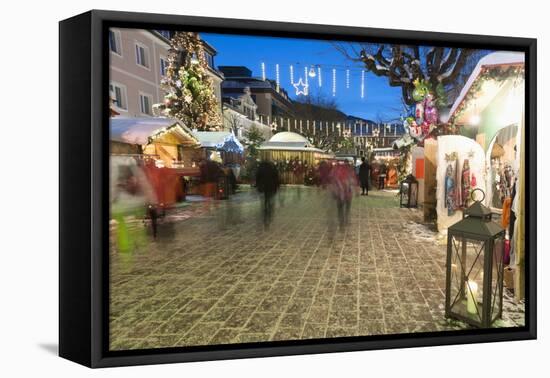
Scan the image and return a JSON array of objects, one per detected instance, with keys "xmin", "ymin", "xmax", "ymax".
[{"xmin": 59, "ymin": 9, "xmax": 537, "ymax": 368}]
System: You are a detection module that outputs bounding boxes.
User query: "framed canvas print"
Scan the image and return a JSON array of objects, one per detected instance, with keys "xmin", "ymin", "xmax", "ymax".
[{"xmin": 59, "ymin": 10, "xmax": 537, "ymax": 368}]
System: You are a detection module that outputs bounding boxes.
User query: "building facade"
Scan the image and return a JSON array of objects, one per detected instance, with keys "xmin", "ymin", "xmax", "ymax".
[
  {"xmin": 219, "ymin": 66, "xmax": 295, "ymax": 121},
  {"xmin": 108, "ymin": 28, "xmax": 223, "ymax": 119}
]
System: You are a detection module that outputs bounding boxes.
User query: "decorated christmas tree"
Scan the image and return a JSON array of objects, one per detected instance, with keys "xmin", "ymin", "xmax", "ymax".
[{"xmin": 155, "ymin": 32, "xmax": 221, "ymax": 130}]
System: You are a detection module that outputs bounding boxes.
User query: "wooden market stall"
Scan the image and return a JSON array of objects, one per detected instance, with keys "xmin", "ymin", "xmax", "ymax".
[{"xmin": 110, "ymin": 117, "xmax": 202, "ymax": 168}]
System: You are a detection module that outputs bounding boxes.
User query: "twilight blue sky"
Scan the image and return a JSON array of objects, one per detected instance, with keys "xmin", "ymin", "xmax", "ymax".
[{"xmin": 201, "ymin": 33, "xmax": 405, "ymax": 122}]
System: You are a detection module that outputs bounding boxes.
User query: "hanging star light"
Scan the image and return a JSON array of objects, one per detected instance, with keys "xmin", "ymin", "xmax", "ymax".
[
  {"xmin": 318, "ymin": 66, "xmax": 322, "ymax": 87},
  {"xmin": 290, "ymin": 65, "xmax": 294, "ymax": 85},
  {"xmin": 293, "ymin": 77, "xmax": 309, "ymax": 96},
  {"xmin": 261, "ymin": 62, "xmax": 266, "ymax": 81}
]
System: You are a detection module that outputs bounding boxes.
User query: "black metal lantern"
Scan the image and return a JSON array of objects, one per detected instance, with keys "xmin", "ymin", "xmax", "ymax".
[
  {"xmin": 400, "ymin": 174, "xmax": 418, "ymax": 208},
  {"xmin": 445, "ymin": 189, "xmax": 505, "ymax": 328}
]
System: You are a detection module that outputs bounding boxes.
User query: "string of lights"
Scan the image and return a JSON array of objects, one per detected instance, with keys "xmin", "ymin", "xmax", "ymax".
[{"xmin": 257, "ymin": 62, "xmax": 367, "ymax": 98}]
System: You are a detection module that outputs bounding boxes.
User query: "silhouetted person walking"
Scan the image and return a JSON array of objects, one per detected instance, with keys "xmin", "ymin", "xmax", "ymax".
[
  {"xmin": 255, "ymin": 161, "xmax": 280, "ymax": 229},
  {"xmin": 358, "ymin": 157, "xmax": 370, "ymax": 195}
]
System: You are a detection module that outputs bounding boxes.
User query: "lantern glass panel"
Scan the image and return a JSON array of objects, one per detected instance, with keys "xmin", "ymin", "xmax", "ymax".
[
  {"xmin": 490, "ymin": 235, "xmax": 505, "ymax": 323},
  {"xmin": 448, "ymin": 235, "xmax": 487, "ymax": 323},
  {"xmin": 409, "ymin": 182, "xmax": 418, "ymax": 207},
  {"xmin": 401, "ymin": 182, "xmax": 409, "ymax": 206}
]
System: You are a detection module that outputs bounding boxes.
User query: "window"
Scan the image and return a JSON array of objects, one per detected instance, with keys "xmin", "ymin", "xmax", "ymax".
[
  {"xmin": 135, "ymin": 43, "xmax": 149, "ymax": 68},
  {"xmin": 160, "ymin": 57, "xmax": 168, "ymax": 76},
  {"xmin": 204, "ymin": 52, "xmax": 214, "ymax": 68},
  {"xmin": 139, "ymin": 93, "xmax": 153, "ymax": 115},
  {"xmin": 109, "ymin": 82, "xmax": 127, "ymax": 110},
  {"xmin": 109, "ymin": 30, "xmax": 121, "ymax": 55},
  {"xmin": 156, "ymin": 30, "xmax": 171, "ymax": 39}
]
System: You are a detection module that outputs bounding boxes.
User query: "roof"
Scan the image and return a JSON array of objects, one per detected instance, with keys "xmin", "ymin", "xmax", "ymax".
[
  {"xmin": 270, "ymin": 132, "xmax": 309, "ymax": 144},
  {"xmin": 193, "ymin": 131, "xmax": 244, "ymax": 153},
  {"xmin": 259, "ymin": 132, "xmax": 324, "ymax": 153},
  {"xmin": 110, "ymin": 117, "xmax": 199, "ymax": 145},
  {"xmin": 445, "ymin": 51, "xmax": 525, "ymax": 123},
  {"xmin": 449, "ymin": 216, "xmax": 504, "ymax": 237}
]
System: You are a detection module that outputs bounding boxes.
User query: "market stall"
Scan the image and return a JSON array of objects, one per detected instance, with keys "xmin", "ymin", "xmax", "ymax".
[
  {"xmin": 258, "ymin": 131, "xmax": 333, "ymax": 184},
  {"xmin": 444, "ymin": 51, "xmax": 525, "ymax": 299},
  {"xmin": 193, "ymin": 131, "xmax": 244, "ymax": 165},
  {"xmin": 110, "ymin": 117, "xmax": 202, "ymax": 168}
]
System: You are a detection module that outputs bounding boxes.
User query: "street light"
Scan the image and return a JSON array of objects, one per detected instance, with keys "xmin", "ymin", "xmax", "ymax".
[{"xmin": 445, "ymin": 189, "xmax": 506, "ymax": 328}]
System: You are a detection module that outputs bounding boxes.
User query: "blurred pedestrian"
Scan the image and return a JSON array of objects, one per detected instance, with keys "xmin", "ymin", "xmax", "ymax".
[
  {"xmin": 358, "ymin": 157, "xmax": 370, "ymax": 196},
  {"xmin": 255, "ymin": 160, "xmax": 280, "ymax": 229},
  {"xmin": 329, "ymin": 161, "xmax": 358, "ymax": 230}
]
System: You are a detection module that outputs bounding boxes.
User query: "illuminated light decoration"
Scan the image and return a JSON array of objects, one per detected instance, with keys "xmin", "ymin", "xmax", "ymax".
[
  {"xmin": 346, "ymin": 69, "xmax": 350, "ymax": 89},
  {"xmin": 290, "ymin": 65, "xmax": 294, "ymax": 85},
  {"xmin": 332, "ymin": 68, "xmax": 336, "ymax": 97},
  {"xmin": 293, "ymin": 77, "xmax": 309, "ymax": 96},
  {"xmin": 470, "ymin": 103, "xmax": 480, "ymax": 125},
  {"xmin": 261, "ymin": 62, "xmax": 266, "ymax": 81},
  {"xmin": 470, "ymin": 114, "xmax": 481, "ymax": 125},
  {"xmin": 275, "ymin": 64, "xmax": 280, "ymax": 92},
  {"xmin": 309, "ymin": 66, "xmax": 317, "ymax": 78},
  {"xmin": 304, "ymin": 66, "xmax": 308, "ymax": 86},
  {"xmin": 361, "ymin": 70, "xmax": 365, "ymax": 99},
  {"xmin": 318, "ymin": 66, "xmax": 322, "ymax": 87}
]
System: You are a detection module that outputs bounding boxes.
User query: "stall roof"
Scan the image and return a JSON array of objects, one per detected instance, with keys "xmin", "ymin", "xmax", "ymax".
[
  {"xmin": 193, "ymin": 131, "xmax": 244, "ymax": 153},
  {"xmin": 444, "ymin": 52, "xmax": 525, "ymax": 123},
  {"xmin": 110, "ymin": 117, "xmax": 199, "ymax": 145},
  {"xmin": 259, "ymin": 131, "xmax": 325, "ymax": 153}
]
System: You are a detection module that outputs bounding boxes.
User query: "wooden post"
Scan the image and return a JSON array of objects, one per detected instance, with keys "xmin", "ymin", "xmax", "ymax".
[
  {"xmin": 423, "ymin": 138, "xmax": 438, "ymax": 223},
  {"xmin": 515, "ymin": 110, "xmax": 525, "ymax": 301}
]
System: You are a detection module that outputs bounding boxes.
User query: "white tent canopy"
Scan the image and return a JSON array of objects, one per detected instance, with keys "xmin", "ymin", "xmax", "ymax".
[{"xmin": 259, "ymin": 131, "xmax": 324, "ymax": 152}]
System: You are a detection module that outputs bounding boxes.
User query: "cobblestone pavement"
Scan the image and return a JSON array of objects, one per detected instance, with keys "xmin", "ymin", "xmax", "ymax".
[{"xmin": 109, "ymin": 186, "xmax": 525, "ymax": 351}]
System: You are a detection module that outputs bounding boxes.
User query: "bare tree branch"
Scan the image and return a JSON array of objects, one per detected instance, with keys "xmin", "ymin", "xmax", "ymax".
[{"xmin": 336, "ymin": 42, "xmax": 476, "ymax": 106}]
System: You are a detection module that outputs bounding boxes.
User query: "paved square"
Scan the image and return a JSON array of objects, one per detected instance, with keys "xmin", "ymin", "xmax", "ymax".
[{"xmin": 109, "ymin": 186, "xmax": 524, "ymax": 350}]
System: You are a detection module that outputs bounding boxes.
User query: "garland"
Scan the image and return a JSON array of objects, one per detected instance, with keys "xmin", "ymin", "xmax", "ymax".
[{"xmin": 450, "ymin": 65, "xmax": 524, "ymax": 125}]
